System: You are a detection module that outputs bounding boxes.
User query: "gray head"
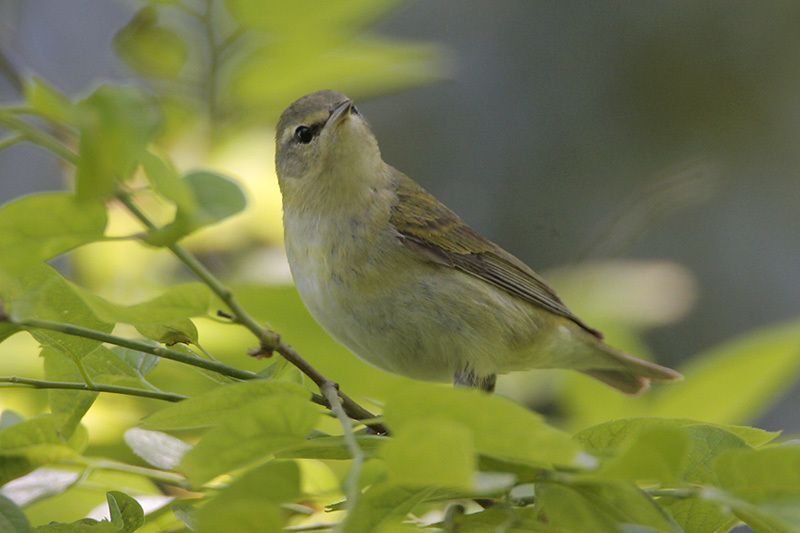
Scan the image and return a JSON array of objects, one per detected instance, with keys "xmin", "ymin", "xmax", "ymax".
[{"xmin": 275, "ymin": 90, "xmax": 381, "ymax": 186}]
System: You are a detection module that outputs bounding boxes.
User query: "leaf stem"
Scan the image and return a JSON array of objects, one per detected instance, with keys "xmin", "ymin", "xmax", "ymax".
[
  {"xmin": 0, "ymin": 133, "xmax": 24, "ymax": 151},
  {"xmin": 17, "ymin": 317, "xmax": 258, "ymax": 381},
  {"xmin": 323, "ymin": 382, "xmax": 364, "ymax": 531},
  {"xmin": 0, "ymin": 376, "xmax": 186, "ymax": 402},
  {"xmin": 0, "ymin": 111, "xmax": 78, "ymax": 164},
  {"xmin": 84, "ymin": 458, "xmax": 187, "ymax": 485}
]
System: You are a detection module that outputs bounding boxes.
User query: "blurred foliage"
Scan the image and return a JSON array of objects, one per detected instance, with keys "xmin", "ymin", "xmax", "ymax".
[{"xmin": 0, "ymin": 1, "xmax": 800, "ymax": 532}]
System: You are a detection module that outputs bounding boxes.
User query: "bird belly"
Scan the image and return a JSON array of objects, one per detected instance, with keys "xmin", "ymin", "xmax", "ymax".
[{"xmin": 285, "ymin": 217, "xmax": 551, "ymax": 381}]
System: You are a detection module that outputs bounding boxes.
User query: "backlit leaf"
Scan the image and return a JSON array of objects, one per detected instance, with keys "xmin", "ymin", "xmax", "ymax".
[
  {"xmin": 384, "ymin": 384, "xmax": 583, "ymax": 467},
  {"xmin": 140, "ymin": 380, "xmax": 307, "ymax": 431},
  {"xmin": 195, "ymin": 461, "xmax": 300, "ymax": 532},
  {"xmin": 0, "ymin": 193, "xmax": 107, "ymax": 263},
  {"xmin": 75, "ymin": 85, "xmax": 160, "ymax": 201},
  {"xmin": 42, "ymin": 348, "xmax": 97, "ymax": 438},
  {"xmin": 24, "ymin": 77, "xmax": 75, "ymax": 126},
  {"xmin": 343, "ymin": 484, "xmax": 436, "ymax": 533},
  {"xmin": 144, "ymin": 171, "xmax": 246, "ymax": 246},
  {"xmin": 114, "ymin": 7, "xmax": 188, "ymax": 79},
  {"xmin": 180, "ymin": 391, "xmax": 319, "ymax": 484},
  {"xmin": 381, "ymin": 418, "xmax": 475, "ymax": 489}
]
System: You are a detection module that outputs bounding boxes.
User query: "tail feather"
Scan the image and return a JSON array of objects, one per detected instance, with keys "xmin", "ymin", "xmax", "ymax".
[{"xmin": 579, "ymin": 341, "xmax": 682, "ymax": 395}]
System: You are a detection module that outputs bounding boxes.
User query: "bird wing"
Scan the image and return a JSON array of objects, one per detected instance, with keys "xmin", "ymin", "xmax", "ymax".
[{"xmin": 389, "ymin": 169, "xmax": 602, "ymax": 339}]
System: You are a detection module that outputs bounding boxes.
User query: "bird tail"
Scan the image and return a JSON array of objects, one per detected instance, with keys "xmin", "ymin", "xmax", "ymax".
[{"xmin": 578, "ymin": 340, "xmax": 682, "ymax": 395}]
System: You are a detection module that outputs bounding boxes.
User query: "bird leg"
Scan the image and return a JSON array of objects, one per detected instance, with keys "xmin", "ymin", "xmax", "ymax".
[{"xmin": 454, "ymin": 367, "xmax": 496, "ymax": 393}]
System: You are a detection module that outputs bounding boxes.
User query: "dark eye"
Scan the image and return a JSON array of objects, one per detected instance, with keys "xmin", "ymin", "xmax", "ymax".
[{"xmin": 294, "ymin": 125, "xmax": 314, "ymax": 144}]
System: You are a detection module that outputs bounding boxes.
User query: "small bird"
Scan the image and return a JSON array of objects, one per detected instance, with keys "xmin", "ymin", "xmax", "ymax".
[{"xmin": 275, "ymin": 90, "xmax": 681, "ymax": 394}]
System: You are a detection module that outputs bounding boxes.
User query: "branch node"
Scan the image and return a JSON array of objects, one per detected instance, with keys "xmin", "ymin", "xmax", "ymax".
[
  {"xmin": 247, "ymin": 345, "xmax": 273, "ymax": 359},
  {"xmin": 249, "ymin": 329, "xmax": 281, "ymax": 359},
  {"xmin": 216, "ymin": 309, "xmax": 234, "ymax": 320}
]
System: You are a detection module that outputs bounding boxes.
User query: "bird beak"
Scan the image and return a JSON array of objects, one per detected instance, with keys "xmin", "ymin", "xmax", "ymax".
[{"xmin": 326, "ymin": 99, "xmax": 354, "ymax": 129}]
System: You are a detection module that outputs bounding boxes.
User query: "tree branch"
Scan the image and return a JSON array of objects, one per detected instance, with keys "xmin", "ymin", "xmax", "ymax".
[
  {"xmin": 0, "ymin": 376, "xmax": 186, "ymax": 402},
  {"xmin": 17, "ymin": 317, "xmax": 258, "ymax": 381}
]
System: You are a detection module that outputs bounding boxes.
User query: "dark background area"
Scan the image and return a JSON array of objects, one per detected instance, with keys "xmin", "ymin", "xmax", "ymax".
[{"xmin": 1, "ymin": 0, "xmax": 798, "ymax": 430}]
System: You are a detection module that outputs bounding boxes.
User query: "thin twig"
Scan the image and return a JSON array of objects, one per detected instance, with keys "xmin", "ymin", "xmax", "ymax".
[
  {"xmin": 0, "ymin": 133, "xmax": 24, "ymax": 151},
  {"xmin": 322, "ymin": 381, "xmax": 364, "ymax": 532},
  {"xmin": 0, "ymin": 376, "xmax": 186, "ymax": 402},
  {"xmin": 83, "ymin": 458, "xmax": 187, "ymax": 485},
  {"xmin": 0, "ymin": 111, "xmax": 78, "ymax": 163},
  {"xmin": 17, "ymin": 317, "xmax": 258, "ymax": 381}
]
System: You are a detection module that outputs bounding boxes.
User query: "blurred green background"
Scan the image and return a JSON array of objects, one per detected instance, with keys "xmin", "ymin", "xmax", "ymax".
[{"xmin": 1, "ymin": 5, "xmax": 799, "ymax": 523}]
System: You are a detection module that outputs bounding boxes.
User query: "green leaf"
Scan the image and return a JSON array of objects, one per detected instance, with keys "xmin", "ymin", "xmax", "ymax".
[
  {"xmin": 75, "ymin": 85, "xmax": 160, "ymax": 201},
  {"xmin": 342, "ymin": 484, "xmax": 436, "ymax": 533},
  {"xmin": 383, "ymin": 384, "xmax": 584, "ymax": 467},
  {"xmin": 652, "ymin": 319, "xmax": 800, "ymax": 424},
  {"xmin": 195, "ymin": 461, "xmax": 300, "ymax": 533},
  {"xmin": 81, "ymin": 346, "xmax": 150, "ymax": 388},
  {"xmin": 593, "ymin": 426, "xmax": 690, "ymax": 484},
  {"xmin": 140, "ymin": 151, "xmax": 194, "ymax": 213},
  {"xmin": 714, "ymin": 446, "xmax": 800, "ymax": 530},
  {"xmin": 381, "ymin": 418, "xmax": 475, "ymax": 489},
  {"xmin": 73, "ymin": 282, "xmax": 210, "ymax": 328},
  {"xmin": 536, "ymin": 482, "xmax": 681, "ymax": 533},
  {"xmin": 141, "ymin": 380, "xmax": 307, "ymax": 430},
  {"xmin": 0, "ymin": 192, "xmax": 107, "ymax": 263},
  {"xmin": 144, "ymin": 171, "xmax": 247, "ymax": 246},
  {"xmin": 31, "ymin": 491, "xmax": 144, "ymax": 533},
  {"xmin": 0, "ymin": 416, "xmax": 77, "ymax": 485},
  {"xmin": 0, "ymin": 494, "xmax": 31, "ymax": 533},
  {"xmin": 71, "ymin": 282, "xmax": 209, "ymax": 344},
  {"xmin": 229, "ymin": 38, "xmax": 442, "ymax": 124},
  {"xmin": 114, "ymin": 7, "xmax": 188, "ymax": 79},
  {"xmin": 136, "ymin": 320, "xmax": 198, "ymax": 345},
  {"xmin": 111, "ymin": 348, "xmax": 159, "ymax": 377},
  {"xmin": 277, "ymin": 434, "xmax": 384, "ymax": 460},
  {"xmin": 2, "ymin": 264, "xmax": 113, "ymax": 362},
  {"xmin": 575, "ymin": 418, "xmax": 758, "ymax": 485},
  {"xmin": 123, "ymin": 428, "xmax": 189, "ymax": 470},
  {"xmin": 42, "ymin": 348, "xmax": 98, "ymax": 438},
  {"xmin": 217, "ymin": 0, "xmax": 443, "ymax": 131},
  {"xmin": 106, "ymin": 491, "xmax": 144, "ymax": 533},
  {"xmin": 24, "ymin": 77, "xmax": 75, "ymax": 126},
  {"xmin": 34, "ymin": 519, "xmax": 117, "ymax": 532},
  {"xmin": 179, "ymin": 391, "xmax": 319, "ymax": 485},
  {"xmin": 659, "ymin": 498, "xmax": 736, "ymax": 533}
]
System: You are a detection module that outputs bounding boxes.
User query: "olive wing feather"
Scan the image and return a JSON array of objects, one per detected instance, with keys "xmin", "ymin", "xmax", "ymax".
[{"xmin": 389, "ymin": 170, "xmax": 602, "ymax": 339}]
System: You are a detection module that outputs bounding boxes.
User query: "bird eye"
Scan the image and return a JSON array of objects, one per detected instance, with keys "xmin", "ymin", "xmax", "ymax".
[{"xmin": 294, "ymin": 125, "xmax": 314, "ymax": 144}]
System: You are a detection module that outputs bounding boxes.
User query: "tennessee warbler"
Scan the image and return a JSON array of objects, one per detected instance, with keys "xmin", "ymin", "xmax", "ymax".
[{"xmin": 275, "ymin": 90, "xmax": 681, "ymax": 393}]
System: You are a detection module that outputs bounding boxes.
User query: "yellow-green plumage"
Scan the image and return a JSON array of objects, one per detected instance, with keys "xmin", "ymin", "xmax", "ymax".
[{"xmin": 275, "ymin": 90, "xmax": 682, "ymax": 394}]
